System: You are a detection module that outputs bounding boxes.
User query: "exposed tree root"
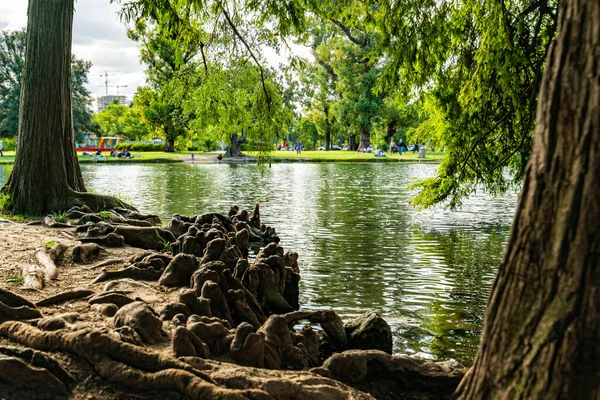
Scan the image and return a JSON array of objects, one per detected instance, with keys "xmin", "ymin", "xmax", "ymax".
[
  {"xmin": 72, "ymin": 242, "xmax": 104, "ymax": 263},
  {"xmin": 0, "ymin": 322, "xmax": 271, "ymax": 399},
  {"xmin": 320, "ymin": 350, "xmax": 465, "ymax": 400},
  {"xmin": 0, "ymin": 288, "xmax": 42, "ymax": 321},
  {"xmin": 35, "ymin": 289, "xmax": 95, "ymax": 307},
  {"xmin": 22, "ymin": 242, "xmax": 68, "ymax": 290},
  {"xmin": 79, "ymin": 233, "xmax": 125, "ymax": 247},
  {"xmin": 37, "ymin": 242, "xmax": 68, "ymax": 282},
  {"xmin": 102, "ymin": 278, "xmax": 159, "ymax": 293},
  {"xmin": 88, "ymin": 291, "xmax": 135, "ymax": 308},
  {"xmin": 0, "ymin": 353, "xmax": 70, "ymax": 396},
  {"xmin": 67, "ymin": 190, "xmax": 137, "ymax": 213},
  {"xmin": 91, "ymin": 265, "xmax": 164, "ymax": 284},
  {"xmin": 84, "ymin": 258, "xmax": 126, "ymax": 270},
  {"xmin": 0, "ymin": 345, "xmax": 75, "ymax": 386},
  {"xmin": 42, "ymin": 215, "xmax": 75, "ymax": 229}
]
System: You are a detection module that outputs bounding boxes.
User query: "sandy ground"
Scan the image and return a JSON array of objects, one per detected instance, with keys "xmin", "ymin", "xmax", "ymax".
[{"xmin": 0, "ymin": 219, "xmax": 187, "ymax": 399}]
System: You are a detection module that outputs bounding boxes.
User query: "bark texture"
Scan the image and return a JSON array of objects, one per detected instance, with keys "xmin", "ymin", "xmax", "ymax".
[
  {"xmin": 358, "ymin": 128, "xmax": 370, "ymax": 151},
  {"xmin": 4, "ymin": 0, "xmax": 81, "ymax": 214},
  {"xmin": 456, "ymin": 0, "xmax": 599, "ymax": 398},
  {"xmin": 2, "ymin": 0, "xmax": 130, "ymax": 215},
  {"xmin": 348, "ymin": 134, "xmax": 357, "ymax": 151},
  {"xmin": 225, "ymin": 133, "xmax": 247, "ymax": 158},
  {"xmin": 164, "ymin": 136, "xmax": 175, "ymax": 152}
]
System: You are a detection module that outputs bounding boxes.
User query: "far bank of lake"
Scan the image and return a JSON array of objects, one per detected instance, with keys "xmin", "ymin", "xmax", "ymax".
[{"xmin": 0, "ymin": 150, "xmax": 445, "ymax": 165}]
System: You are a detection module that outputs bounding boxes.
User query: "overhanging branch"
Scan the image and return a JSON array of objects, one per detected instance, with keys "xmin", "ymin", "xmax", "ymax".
[{"xmin": 222, "ymin": 9, "xmax": 271, "ymax": 111}]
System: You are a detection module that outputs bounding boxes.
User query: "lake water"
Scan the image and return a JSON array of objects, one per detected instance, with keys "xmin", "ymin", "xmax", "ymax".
[{"xmin": 0, "ymin": 163, "xmax": 518, "ymax": 365}]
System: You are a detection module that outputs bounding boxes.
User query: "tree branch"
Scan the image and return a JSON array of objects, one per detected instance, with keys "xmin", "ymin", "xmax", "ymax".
[
  {"xmin": 330, "ymin": 19, "xmax": 368, "ymax": 47},
  {"xmin": 222, "ymin": 10, "xmax": 271, "ymax": 111}
]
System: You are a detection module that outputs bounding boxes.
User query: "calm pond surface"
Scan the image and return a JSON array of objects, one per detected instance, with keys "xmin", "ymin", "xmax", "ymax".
[{"xmin": 1, "ymin": 162, "xmax": 518, "ymax": 365}]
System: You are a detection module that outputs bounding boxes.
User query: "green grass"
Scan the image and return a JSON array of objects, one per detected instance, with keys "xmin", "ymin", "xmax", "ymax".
[
  {"xmin": 6, "ymin": 275, "xmax": 24, "ymax": 285},
  {"xmin": 99, "ymin": 211, "xmax": 113, "ymax": 221},
  {"xmin": 1, "ymin": 214, "xmax": 28, "ymax": 222},
  {"xmin": 0, "ymin": 149, "xmax": 445, "ymax": 165},
  {"xmin": 52, "ymin": 211, "xmax": 69, "ymax": 223},
  {"xmin": 246, "ymin": 150, "xmax": 445, "ymax": 162},
  {"xmin": 0, "ymin": 151, "xmax": 189, "ymax": 165}
]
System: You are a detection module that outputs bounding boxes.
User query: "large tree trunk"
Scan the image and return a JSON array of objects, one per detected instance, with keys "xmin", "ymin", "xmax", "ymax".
[
  {"xmin": 164, "ymin": 137, "xmax": 175, "ymax": 152},
  {"xmin": 457, "ymin": 0, "xmax": 599, "ymax": 398},
  {"xmin": 225, "ymin": 133, "xmax": 246, "ymax": 158},
  {"xmin": 348, "ymin": 134, "xmax": 357, "ymax": 151},
  {"xmin": 4, "ymin": 0, "xmax": 82, "ymax": 214},
  {"xmin": 1, "ymin": 0, "xmax": 130, "ymax": 215},
  {"xmin": 384, "ymin": 119, "xmax": 397, "ymax": 144},
  {"xmin": 358, "ymin": 127, "xmax": 370, "ymax": 150}
]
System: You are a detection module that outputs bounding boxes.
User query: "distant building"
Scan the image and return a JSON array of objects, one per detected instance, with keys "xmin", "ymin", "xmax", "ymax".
[{"xmin": 96, "ymin": 95, "xmax": 128, "ymax": 112}]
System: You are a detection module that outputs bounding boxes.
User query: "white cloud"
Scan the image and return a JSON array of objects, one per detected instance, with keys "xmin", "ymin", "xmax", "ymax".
[{"xmin": 0, "ymin": 0, "xmax": 144, "ymax": 100}]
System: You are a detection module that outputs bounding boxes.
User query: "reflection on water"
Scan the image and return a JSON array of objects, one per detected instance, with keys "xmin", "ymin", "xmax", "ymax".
[{"xmin": 0, "ymin": 163, "xmax": 518, "ymax": 365}]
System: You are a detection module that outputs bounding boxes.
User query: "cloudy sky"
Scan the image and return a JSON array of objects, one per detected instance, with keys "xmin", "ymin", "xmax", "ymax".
[
  {"xmin": 0, "ymin": 0, "xmax": 311, "ymax": 108},
  {"xmin": 0, "ymin": 0, "xmax": 145, "ymax": 100}
]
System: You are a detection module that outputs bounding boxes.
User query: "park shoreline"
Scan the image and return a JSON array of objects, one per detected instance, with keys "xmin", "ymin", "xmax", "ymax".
[
  {"xmin": 0, "ymin": 155, "xmax": 443, "ymax": 166},
  {"xmin": 0, "ymin": 205, "xmax": 463, "ymax": 399}
]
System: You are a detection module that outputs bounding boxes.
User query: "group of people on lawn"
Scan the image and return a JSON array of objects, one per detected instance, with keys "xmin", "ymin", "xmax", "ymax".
[
  {"xmin": 82, "ymin": 148, "xmax": 133, "ymax": 159},
  {"xmin": 358, "ymin": 139, "xmax": 418, "ymax": 157}
]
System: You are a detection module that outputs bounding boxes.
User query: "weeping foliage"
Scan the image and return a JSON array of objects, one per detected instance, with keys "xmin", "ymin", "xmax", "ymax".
[
  {"xmin": 372, "ymin": 0, "xmax": 557, "ymax": 208},
  {"xmin": 187, "ymin": 59, "xmax": 291, "ymax": 157}
]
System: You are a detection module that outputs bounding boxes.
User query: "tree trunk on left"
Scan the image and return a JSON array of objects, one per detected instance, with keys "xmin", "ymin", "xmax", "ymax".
[
  {"xmin": 3, "ymin": 0, "xmax": 82, "ymax": 214},
  {"xmin": 2, "ymin": 0, "xmax": 130, "ymax": 215}
]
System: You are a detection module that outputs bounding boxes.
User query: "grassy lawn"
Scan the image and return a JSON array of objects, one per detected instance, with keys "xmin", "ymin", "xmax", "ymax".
[
  {"xmin": 247, "ymin": 150, "xmax": 445, "ymax": 162},
  {"xmin": 0, "ymin": 151, "xmax": 189, "ymax": 165},
  {"xmin": 0, "ymin": 150, "xmax": 444, "ymax": 164}
]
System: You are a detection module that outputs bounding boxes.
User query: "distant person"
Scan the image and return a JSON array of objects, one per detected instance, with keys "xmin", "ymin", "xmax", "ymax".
[
  {"xmin": 398, "ymin": 139, "xmax": 407, "ymax": 155},
  {"xmin": 110, "ymin": 149, "xmax": 118, "ymax": 157},
  {"xmin": 0, "ymin": 141, "xmax": 3, "ymax": 157},
  {"xmin": 118, "ymin": 148, "xmax": 132, "ymax": 159},
  {"xmin": 191, "ymin": 153, "xmax": 195, "ymax": 161},
  {"xmin": 95, "ymin": 148, "xmax": 102, "ymax": 156},
  {"xmin": 413, "ymin": 142, "xmax": 419, "ymax": 154},
  {"xmin": 375, "ymin": 148, "xmax": 386, "ymax": 157},
  {"xmin": 296, "ymin": 141, "xmax": 301, "ymax": 154},
  {"xmin": 217, "ymin": 153, "xmax": 223, "ymax": 163},
  {"xmin": 390, "ymin": 140, "xmax": 396, "ymax": 155}
]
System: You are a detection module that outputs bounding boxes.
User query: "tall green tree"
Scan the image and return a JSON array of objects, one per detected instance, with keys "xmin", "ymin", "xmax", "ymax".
[
  {"xmin": 187, "ymin": 58, "xmax": 291, "ymax": 157},
  {"xmin": 0, "ymin": 29, "xmax": 95, "ymax": 137},
  {"xmin": 299, "ymin": 17, "xmax": 384, "ymax": 151},
  {"xmin": 93, "ymin": 102, "xmax": 149, "ymax": 140},
  {"xmin": 0, "ymin": 30, "xmax": 25, "ymax": 137},
  {"xmin": 128, "ymin": 21, "xmax": 204, "ymax": 151}
]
